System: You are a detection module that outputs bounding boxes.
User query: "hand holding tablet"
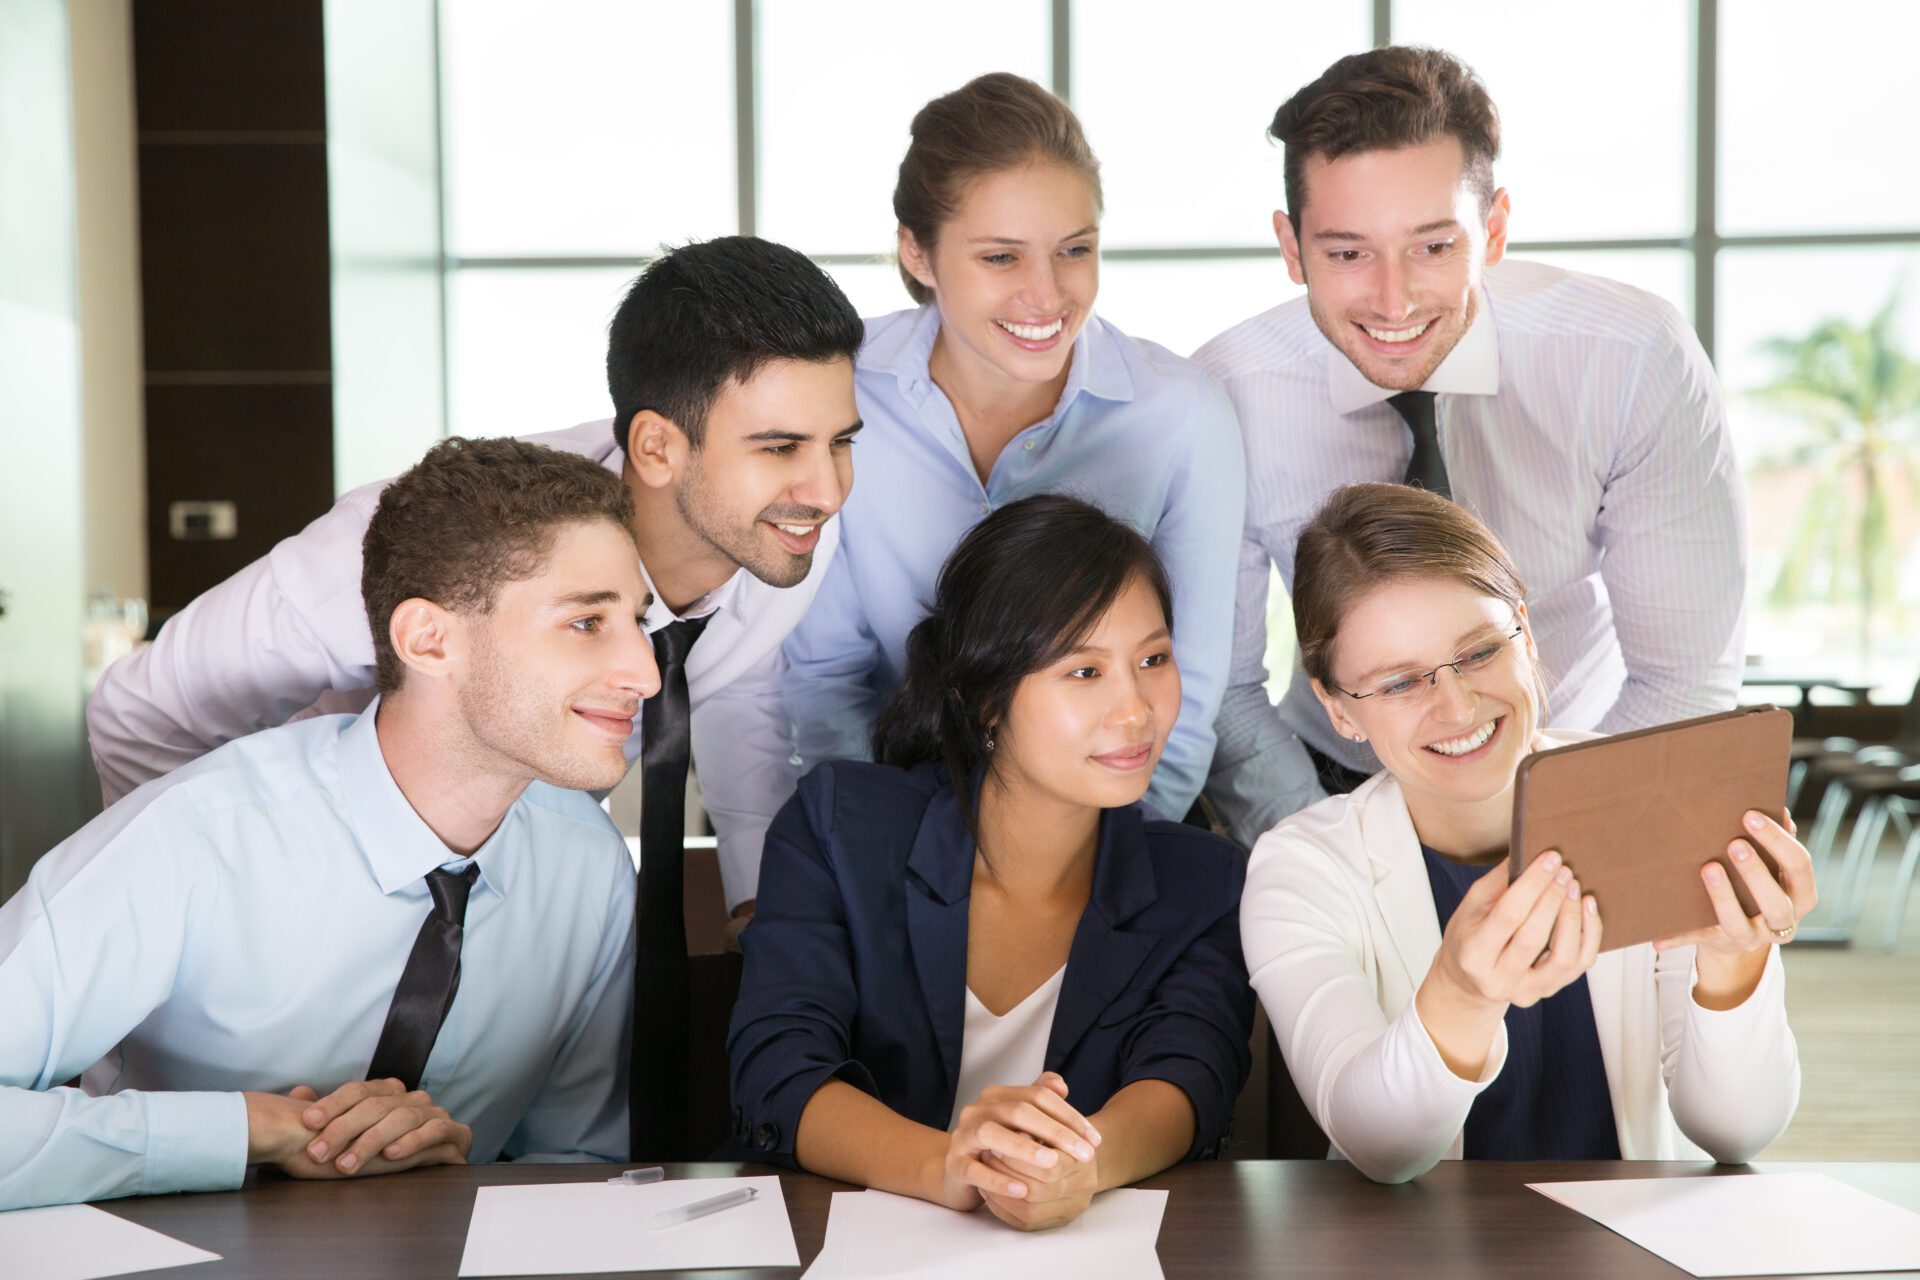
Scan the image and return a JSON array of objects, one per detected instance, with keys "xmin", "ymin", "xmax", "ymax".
[
  {"xmin": 1508, "ymin": 708, "xmax": 1809, "ymax": 953},
  {"xmin": 1654, "ymin": 806, "xmax": 1818, "ymax": 1008}
]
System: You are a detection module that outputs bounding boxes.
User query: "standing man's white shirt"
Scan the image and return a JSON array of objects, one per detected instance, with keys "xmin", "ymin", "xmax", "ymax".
[
  {"xmin": 86, "ymin": 419, "xmax": 830, "ymax": 907},
  {"xmin": 1198, "ymin": 259, "xmax": 1746, "ymax": 847}
]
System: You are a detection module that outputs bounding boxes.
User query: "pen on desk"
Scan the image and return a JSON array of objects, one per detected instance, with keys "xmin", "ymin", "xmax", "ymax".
[
  {"xmin": 607, "ymin": 1166, "xmax": 666, "ymax": 1185},
  {"xmin": 646, "ymin": 1187, "xmax": 758, "ymax": 1231}
]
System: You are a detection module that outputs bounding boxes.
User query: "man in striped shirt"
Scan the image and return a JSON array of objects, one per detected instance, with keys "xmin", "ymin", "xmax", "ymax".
[{"xmin": 1197, "ymin": 46, "xmax": 1745, "ymax": 848}]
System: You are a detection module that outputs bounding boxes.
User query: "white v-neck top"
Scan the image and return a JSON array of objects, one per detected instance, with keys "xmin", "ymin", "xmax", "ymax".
[{"xmin": 947, "ymin": 965, "xmax": 1068, "ymax": 1131}]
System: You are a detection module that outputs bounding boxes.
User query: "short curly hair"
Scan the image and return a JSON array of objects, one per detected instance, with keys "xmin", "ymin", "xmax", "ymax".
[
  {"xmin": 1270, "ymin": 46, "xmax": 1501, "ymax": 236},
  {"xmin": 361, "ymin": 437, "xmax": 636, "ymax": 693}
]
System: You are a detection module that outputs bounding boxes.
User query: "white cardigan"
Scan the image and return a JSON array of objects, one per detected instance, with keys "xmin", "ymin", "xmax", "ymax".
[{"xmin": 1242, "ymin": 740, "xmax": 1801, "ymax": 1183}]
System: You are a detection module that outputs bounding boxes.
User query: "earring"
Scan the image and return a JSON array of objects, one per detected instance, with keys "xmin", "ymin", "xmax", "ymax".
[
  {"xmin": 984, "ymin": 727, "xmax": 997, "ymax": 752},
  {"xmin": 1351, "ymin": 733, "xmax": 1365, "ymax": 743}
]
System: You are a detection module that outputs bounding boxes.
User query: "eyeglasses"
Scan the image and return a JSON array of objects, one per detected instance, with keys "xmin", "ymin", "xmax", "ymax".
[{"xmin": 1333, "ymin": 623, "xmax": 1526, "ymax": 705}]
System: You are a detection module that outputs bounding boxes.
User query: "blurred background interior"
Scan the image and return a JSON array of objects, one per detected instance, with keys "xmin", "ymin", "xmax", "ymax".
[{"xmin": 1, "ymin": 0, "xmax": 1915, "ymax": 1158}]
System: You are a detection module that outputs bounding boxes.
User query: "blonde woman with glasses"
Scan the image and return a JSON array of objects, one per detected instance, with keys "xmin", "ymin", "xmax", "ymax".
[{"xmin": 1241, "ymin": 483, "xmax": 1813, "ymax": 1183}]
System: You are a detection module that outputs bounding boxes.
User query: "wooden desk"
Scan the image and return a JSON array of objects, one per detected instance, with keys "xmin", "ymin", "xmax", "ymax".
[{"xmin": 92, "ymin": 1159, "xmax": 1920, "ymax": 1279}]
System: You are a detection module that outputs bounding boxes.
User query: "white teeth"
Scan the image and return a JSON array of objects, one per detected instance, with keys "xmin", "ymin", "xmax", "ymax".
[
  {"xmin": 1425, "ymin": 718, "xmax": 1497, "ymax": 757},
  {"xmin": 1364, "ymin": 320, "xmax": 1432, "ymax": 344},
  {"xmin": 998, "ymin": 318, "xmax": 1064, "ymax": 341},
  {"xmin": 775, "ymin": 523, "xmax": 815, "ymax": 537}
]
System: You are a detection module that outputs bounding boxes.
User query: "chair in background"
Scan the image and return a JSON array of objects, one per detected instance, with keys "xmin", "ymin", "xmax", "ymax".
[
  {"xmin": 1265, "ymin": 1026, "xmax": 1329, "ymax": 1159},
  {"xmin": 1882, "ymin": 825, "xmax": 1920, "ymax": 949},
  {"xmin": 1785, "ymin": 676, "xmax": 1920, "ymax": 943}
]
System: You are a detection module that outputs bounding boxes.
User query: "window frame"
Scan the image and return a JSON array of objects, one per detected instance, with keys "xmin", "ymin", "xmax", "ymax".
[{"xmin": 438, "ymin": 0, "xmax": 1920, "ymax": 364}]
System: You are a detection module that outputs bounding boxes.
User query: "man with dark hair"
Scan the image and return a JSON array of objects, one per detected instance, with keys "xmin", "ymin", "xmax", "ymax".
[
  {"xmin": 1197, "ymin": 47, "xmax": 1745, "ymax": 846},
  {"xmin": 1, "ymin": 438, "xmax": 653, "ymax": 1210},
  {"xmin": 89, "ymin": 235, "xmax": 865, "ymax": 916}
]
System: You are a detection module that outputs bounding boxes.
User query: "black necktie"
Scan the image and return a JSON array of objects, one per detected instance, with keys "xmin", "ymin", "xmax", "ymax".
[
  {"xmin": 1390, "ymin": 390, "xmax": 1451, "ymax": 501},
  {"xmin": 367, "ymin": 864, "xmax": 479, "ymax": 1090},
  {"xmin": 630, "ymin": 615, "xmax": 710, "ymax": 1160}
]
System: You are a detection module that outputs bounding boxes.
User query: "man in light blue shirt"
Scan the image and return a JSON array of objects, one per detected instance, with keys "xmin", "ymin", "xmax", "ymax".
[
  {"xmin": 0, "ymin": 437, "xmax": 659, "ymax": 1210},
  {"xmin": 782, "ymin": 305, "xmax": 1245, "ymax": 822}
]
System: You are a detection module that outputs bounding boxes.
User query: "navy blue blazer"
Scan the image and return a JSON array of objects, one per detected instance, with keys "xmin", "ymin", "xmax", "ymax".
[{"xmin": 725, "ymin": 760, "xmax": 1254, "ymax": 1168}]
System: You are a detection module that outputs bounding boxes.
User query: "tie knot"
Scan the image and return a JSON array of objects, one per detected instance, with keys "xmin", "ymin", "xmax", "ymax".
[
  {"xmin": 425, "ymin": 863, "xmax": 479, "ymax": 925},
  {"xmin": 652, "ymin": 615, "xmax": 710, "ymax": 670},
  {"xmin": 1388, "ymin": 390, "xmax": 1438, "ymax": 434}
]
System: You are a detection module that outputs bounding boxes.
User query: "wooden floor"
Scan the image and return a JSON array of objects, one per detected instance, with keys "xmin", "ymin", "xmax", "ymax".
[{"xmin": 1764, "ymin": 829, "xmax": 1920, "ymax": 1159}]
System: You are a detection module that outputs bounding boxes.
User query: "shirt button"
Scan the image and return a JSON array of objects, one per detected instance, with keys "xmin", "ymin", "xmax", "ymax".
[
  {"xmin": 979, "ymin": 501, "xmax": 990, "ymax": 515},
  {"xmin": 1023, "ymin": 439, "xmax": 1035, "ymax": 450},
  {"xmin": 754, "ymin": 1122, "xmax": 780, "ymax": 1151}
]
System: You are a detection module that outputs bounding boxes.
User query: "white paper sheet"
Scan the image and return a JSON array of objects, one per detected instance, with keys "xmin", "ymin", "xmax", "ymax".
[
  {"xmin": 0, "ymin": 1203, "xmax": 220, "ymax": 1280},
  {"xmin": 456, "ymin": 1175, "xmax": 798, "ymax": 1276},
  {"xmin": 801, "ymin": 1187, "xmax": 1168, "ymax": 1280},
  {"xmin": 1530, "ymin": 1172, "xmax": 1920, "ymax": 1277}
]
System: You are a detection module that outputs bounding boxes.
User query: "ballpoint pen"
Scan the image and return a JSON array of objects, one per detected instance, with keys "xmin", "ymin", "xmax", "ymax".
[
  {"xmin": 646, "ymin": 1187, "xmax": 759, "ymax": 1231},
  {"xmin": 606, "ymin": 1166, "xmax": 666, "ymax": 1185}
]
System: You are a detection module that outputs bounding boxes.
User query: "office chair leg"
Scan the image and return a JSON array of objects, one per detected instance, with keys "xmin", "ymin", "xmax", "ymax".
[
  {"xmin": 1833, "ymin": 798, "xmax": 1888, "ymax": 931},
  {"xmin": 1884, "ymin": 827, "xmax": 1920, "ymax": 951},
  {"xmin": 1787, "ymin": 759, "xmax": 1809, "ymax": 811},
  {"xmin": 1808, "ymin": 782, "xmax": 1854, "ymax": 875},
  {"xmin": 1846, "ymin": 800, "xmax": 1901, "ymax": 929}
]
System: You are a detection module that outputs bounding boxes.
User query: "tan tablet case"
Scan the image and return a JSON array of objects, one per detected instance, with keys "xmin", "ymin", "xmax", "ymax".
[{"xmin": 1507, "ymin": 707, "xmax": 1793, "ymax": 952}]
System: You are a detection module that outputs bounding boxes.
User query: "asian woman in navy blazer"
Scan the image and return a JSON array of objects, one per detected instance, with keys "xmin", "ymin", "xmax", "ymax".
[{"xmin": 728, "ymin": 494, "xmax": 1253, "ymax": 1231}]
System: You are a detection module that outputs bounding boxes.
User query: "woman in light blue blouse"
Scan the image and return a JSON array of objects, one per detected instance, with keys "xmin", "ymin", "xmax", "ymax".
[{"xmin": 780, "ymin": 72, "xmax": 1245, "ymax": 829}]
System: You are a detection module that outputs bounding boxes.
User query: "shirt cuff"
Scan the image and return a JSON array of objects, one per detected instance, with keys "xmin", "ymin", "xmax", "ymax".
[
  {"xmin": 1684, "ymin": 946, "xmax": 1787, "ymax": 1043},
  {"xmin": 1406, "ymin": 999, "xmax": 1509, "ymax": 1093},
  {"xmin": 141, "ymin": 1090, "xmax": 249, "ymax": 1196}
]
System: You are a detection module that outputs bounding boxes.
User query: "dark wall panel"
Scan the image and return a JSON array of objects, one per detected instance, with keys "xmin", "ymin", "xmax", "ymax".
[
  {"xmin": 132, "ymin": 0, "xmax": 325, "ymax": 134},
  {"xmin": 137, "ymin": 143, "xmax": 331, "ymax": 373},
  {"xmin": 133, "ymin": 0, "xmax": 333, "ymax": 618},
  {"xmin": 143, "ymin": 383, "xmax": 335, "ymax": 608}
]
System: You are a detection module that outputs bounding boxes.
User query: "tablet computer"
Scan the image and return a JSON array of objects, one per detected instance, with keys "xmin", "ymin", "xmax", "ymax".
[{"xmin": 1507, "ymin": 707, "xmax": 1793, "ymax": 952}]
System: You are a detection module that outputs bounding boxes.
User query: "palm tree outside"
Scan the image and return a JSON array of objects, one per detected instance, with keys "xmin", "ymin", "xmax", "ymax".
[{"xmin": 1747, "ymin": 285, "xmax": 1920, "ymax": 664}]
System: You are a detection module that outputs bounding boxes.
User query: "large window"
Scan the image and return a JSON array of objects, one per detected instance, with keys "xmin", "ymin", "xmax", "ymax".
[{"xmin": 437, "ymin": 0, "xmax": 1920, "ymax": 691}]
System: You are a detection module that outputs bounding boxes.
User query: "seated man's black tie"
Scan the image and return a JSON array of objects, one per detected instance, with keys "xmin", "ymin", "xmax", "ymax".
[
  {"xmin": 1390, "ymin": 390, "xmax": 1451, "ymax": 501},
  {"xmin": 630, "ymin": 615, "xmax": 709, "ymax": 1160},
  {"xmin": 367, "ymin": 863, "xmax": 480, "ymax": 1089}
]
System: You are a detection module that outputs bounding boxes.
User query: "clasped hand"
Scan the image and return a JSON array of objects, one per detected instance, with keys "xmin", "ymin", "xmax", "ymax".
[
  {"xmin": 940, "ymin": 1072, "xmax": 1102, "ymax": 1231},
  {"xmin": 245, "ymin": 1078, "xmax": 472, "ymax": 1178}
]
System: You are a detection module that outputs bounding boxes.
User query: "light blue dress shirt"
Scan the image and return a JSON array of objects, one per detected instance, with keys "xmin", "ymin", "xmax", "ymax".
[
  {"xmin": 781, "ymin": 305, "xmax": 1246, "ymax": 820},
  {"xmin": 0, "ymin": 705, "xmax": 635, "ymax": 1211}
]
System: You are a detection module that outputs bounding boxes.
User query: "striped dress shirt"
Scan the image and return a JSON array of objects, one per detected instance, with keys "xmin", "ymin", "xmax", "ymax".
[{"xmin": 1194, "ymin": 258, "xmax": 1747, "ymax": 848}]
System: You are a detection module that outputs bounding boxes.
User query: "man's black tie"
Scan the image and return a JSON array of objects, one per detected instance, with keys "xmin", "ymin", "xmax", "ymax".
[
  {"xmin": 630, "ymin": 615, "xmax": 710, "ymax": 1160},
  {"xmin": 366, "ymin": 863, "xmax": 480, "ymax": 1090},
  {"xmin": 1389, "ymin": 390, "xmax": 1451, "ymax": 501}
]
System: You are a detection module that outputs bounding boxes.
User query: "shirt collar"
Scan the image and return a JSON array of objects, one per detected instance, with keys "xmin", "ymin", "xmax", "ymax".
[
  {"xmin": 337, "ymin": 699, "xmax": 513, "ymax": 900},
  {"xmin": 636, "ymin": 558, "xmax": 740, "ymax": 631},
  {"xmin": 904, "ymin": 764, "xmax": 1158, "ymax": 925},
  {"xmin": 1071, "ymin": 314, "xmax": 1136, "ymax": 405},
  {"xmin": 1326, "ymin": 290, "xmax": 1501, "ymax": 415},
  {"xmin": 875, "ymin": 305, "xmax": 1136, "ymax": 412},
  {"xmin": 601, "ymin": 444, "xmax": 738, "ymax": 627}
]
